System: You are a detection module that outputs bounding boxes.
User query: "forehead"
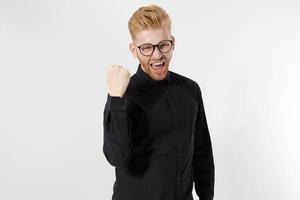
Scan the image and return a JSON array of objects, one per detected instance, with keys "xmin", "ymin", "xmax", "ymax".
[{"xmin": 134, "ymin": 27, "xmax": 171, "ymax": 45}]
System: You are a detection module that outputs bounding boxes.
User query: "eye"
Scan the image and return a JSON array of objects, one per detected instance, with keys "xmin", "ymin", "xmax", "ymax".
[
  {"xmin": 141, "ymin": 44, "xmax": 152, "ymax": 50},
  {"xmin": 159, "ymin": 41, "xmax": 172, "ymax": 51},
  {"xmin": 142, "ymin": 46, "xmax": 152, "ymax": 50},
  {"xmin": 160, "ymin": 42, "xmax": 171, "ymax": 47}
]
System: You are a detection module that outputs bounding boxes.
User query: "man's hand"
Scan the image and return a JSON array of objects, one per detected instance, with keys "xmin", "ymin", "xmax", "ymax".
[{"xmin": 106, "ymin": 65, "xmax": 131, "ymax": 97}]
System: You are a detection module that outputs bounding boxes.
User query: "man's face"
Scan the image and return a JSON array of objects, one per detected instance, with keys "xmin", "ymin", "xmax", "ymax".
[{"xmin": 129, "ymin": 26, "xmax": 175, "ymax": 81}]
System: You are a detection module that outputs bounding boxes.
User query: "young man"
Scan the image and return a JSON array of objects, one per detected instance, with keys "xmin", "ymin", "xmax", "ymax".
[{"xmin": 103, "ymin": 5, "xmax": 215, "ymax": 200}]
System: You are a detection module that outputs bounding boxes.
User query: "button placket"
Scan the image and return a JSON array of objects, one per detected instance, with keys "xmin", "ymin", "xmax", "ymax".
[{"xmin": 177, "ymin": 152, "xmax": 182, "ymax": 181}]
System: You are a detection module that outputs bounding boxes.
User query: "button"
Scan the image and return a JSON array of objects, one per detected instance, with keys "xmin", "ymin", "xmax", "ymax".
[{"xmin": 177, "ymin": 176, "xmax": 181, "ymax": 181}]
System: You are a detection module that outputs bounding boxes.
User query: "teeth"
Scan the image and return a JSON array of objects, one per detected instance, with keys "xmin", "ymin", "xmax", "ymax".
[{"xmin": 152, "ymin": 62, "xmax": 164, "ymax": 66}]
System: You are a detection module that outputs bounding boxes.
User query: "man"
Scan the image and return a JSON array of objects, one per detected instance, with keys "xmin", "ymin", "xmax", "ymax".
[{"xmin": 103, "ymin": 4, "xmax": 215, "ymax": 200}]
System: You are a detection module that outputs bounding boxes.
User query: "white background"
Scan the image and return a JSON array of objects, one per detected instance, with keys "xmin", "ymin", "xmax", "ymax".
[{"xmin": 1, "ymin": 0, "xmax": 299, "ymax": 199}]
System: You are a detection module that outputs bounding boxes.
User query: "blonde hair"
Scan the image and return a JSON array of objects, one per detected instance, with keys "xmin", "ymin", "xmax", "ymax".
[{"xmin": 128, "ymin": 4, "xmax": 172, "ymax": 40}]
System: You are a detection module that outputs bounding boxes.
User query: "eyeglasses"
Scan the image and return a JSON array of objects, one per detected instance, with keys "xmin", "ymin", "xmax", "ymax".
[{"xmin": 137, "ymin": 39, "xmax": 173, "ymax": 56}]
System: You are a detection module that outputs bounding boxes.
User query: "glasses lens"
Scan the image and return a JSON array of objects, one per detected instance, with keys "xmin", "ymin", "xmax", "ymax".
[
  {"xmin": 140, "ymin": 44, "xmax": 153, "ymax": 56},
  {"xmin": 159, "ymin": 41, "xmax": 172, "ymax": 52}
]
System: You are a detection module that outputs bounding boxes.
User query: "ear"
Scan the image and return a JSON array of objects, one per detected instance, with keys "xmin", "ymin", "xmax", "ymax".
[
  {"xmin": 129, "ymin": 42, "xmax": 138, "ymax": 58},
  {"xmin": 171, "ymin": 35, "xmax": 175, "ymax": 51}
]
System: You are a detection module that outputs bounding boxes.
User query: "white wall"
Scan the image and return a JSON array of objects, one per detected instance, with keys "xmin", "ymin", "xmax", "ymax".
[{"xmin": 0, "ymin": 0, "xmax": 299, "ymax": 199}]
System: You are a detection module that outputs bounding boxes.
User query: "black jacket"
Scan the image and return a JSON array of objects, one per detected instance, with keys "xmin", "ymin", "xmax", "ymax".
[{"xmin": 103, "ymin": 64, "xmax": 215, "ymax": 200}]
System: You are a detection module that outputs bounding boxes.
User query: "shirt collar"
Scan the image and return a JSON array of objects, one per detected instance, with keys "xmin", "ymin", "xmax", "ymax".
[{"xmin": 134, "ymin": 63, "xmax": 170, "ymax": 87}]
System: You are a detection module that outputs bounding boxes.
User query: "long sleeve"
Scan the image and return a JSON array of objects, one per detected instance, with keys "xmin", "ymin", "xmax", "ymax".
[
  {"xmin": 102, "ymin": 93, "xmax": 136, "ymax": 167},
  {"xmin": 192, "ymin": 84, "xmax": 215, "ymax": 200}
]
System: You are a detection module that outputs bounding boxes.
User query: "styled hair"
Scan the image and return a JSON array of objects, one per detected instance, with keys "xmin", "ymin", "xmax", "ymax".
[{"xmin": 128, "ymin": 4, "xmax": 172, "ymax": 40}]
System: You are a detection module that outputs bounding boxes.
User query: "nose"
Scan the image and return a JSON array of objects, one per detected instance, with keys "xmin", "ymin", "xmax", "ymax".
[{"xmin": 152, "ymin": 46, "xmax": 163, "ymax": 58}]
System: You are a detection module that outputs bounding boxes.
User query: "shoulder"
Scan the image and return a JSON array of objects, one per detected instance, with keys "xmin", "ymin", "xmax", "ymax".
[
  {"xmin": 169, "ymin": 70, "xmax": 197, "ymax": 85},
  {"xmin": 169, "ymin": 70, "xmax": 202, "ymax": 97}
]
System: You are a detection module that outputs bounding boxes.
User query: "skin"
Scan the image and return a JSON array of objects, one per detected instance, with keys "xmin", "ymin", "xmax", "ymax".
[{"xmin": 129, "ymin": 26, "xmax": 175, "ymax": 81}]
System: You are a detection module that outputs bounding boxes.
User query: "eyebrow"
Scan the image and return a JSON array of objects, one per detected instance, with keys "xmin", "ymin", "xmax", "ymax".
[{"xmin": 136, "ymin": 39, "xmax": 172, "ymax": 46}]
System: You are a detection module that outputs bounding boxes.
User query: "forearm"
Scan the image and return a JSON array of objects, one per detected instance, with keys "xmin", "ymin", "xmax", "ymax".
[
  {"xmin": 103, "ymin": 94, "xmax": 132, "ymax": 167},
  {"xmin": 193, "ymin": 137, "xmax": 215, "ymax": 200}
]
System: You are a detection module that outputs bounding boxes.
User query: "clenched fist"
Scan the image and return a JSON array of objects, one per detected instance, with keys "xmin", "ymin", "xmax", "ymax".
[{"xmin": 106, "ymin": 65, "xmax": 131, "ymax": 97}]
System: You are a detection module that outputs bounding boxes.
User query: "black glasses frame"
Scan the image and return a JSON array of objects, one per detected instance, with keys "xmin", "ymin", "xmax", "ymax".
[{"xmin": 137, "ymin": 39, "xmax": 173, "ymax": 56}]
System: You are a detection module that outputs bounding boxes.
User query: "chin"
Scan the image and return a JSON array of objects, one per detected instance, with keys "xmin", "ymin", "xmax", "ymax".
[{"xmin": 150, "ymin": 65, "xmax": 168, "ymax": 79}]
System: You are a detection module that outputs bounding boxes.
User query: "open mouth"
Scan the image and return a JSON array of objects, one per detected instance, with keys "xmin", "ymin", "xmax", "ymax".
[{"xmin": 150, "ymin": 61, "xmax": 166, "ymax": 71}]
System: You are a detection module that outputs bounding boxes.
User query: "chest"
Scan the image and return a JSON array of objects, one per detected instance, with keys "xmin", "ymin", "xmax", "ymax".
[{"xmin": 129, "ymin": 85, "xmax": 198, "ymax": 148}]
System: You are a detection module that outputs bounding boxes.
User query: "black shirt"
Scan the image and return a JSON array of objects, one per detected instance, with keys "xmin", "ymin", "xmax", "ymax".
[{"xmin": 103, "ymin": 64, "xmax": 215, "ymax": 200}]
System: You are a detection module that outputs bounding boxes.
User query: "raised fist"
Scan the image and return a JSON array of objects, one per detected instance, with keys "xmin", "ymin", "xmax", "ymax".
[{"xmin": 106, "ymin": 65, "xmax": 131, "ymax": 97}]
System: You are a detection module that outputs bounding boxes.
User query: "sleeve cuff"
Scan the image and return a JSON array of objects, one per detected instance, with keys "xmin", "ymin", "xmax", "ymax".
[{"xmin": 107, "ymin": 93, "xmax": 126, "ymax": 111}]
